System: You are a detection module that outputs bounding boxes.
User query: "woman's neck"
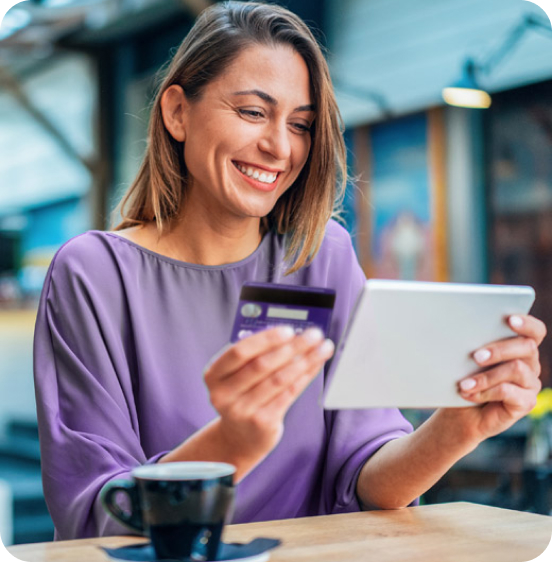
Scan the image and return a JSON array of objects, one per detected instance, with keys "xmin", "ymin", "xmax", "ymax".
[
  {"xmin": 162, "ymin": 211, "xmax": 263, "ymax": 265},
  {"xmin": 117, "ymin": 207, "xmax": 262, "ymax": 266}
]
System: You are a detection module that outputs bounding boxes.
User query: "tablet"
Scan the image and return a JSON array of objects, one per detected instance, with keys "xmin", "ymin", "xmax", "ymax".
[{"xmin": 323, "ymin": 280, "xmax": 535, "ymax": 409}]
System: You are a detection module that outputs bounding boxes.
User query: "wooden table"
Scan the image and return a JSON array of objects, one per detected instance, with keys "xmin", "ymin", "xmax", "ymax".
[{"xmin": 8, "ymin": 502, "xmax": 552, "ymax": 562}]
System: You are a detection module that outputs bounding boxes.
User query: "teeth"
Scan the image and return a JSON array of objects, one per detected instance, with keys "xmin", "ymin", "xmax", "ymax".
[{"xmin": 236, "ymin": 163, "xmax": 277, "ymax": 184}]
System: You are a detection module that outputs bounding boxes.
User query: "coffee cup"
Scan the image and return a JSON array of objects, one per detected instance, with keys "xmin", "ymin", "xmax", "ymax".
[{"xmin": 100, "ymin": 462, "xmax": 236, "ymax": 561}]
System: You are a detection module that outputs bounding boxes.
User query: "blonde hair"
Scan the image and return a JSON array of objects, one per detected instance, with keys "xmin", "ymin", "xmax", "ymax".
[{"xmin": 114, "ymin": 1, "xmax": 347, "ymax": 274}]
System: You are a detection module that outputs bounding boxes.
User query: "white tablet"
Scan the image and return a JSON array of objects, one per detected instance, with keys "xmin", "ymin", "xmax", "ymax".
[{"xmin": 323, "ymin": 280, "xmax": 535, "ymax": 409}]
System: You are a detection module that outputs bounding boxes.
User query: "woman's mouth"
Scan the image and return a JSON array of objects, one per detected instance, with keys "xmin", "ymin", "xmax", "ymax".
[{"xmin": 232, "ymin": 161, "xmax": 281, "ymax": 190}]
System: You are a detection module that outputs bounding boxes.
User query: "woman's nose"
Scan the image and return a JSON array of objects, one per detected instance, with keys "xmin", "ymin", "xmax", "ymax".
[{"xmin": 258, "ymin": 121, "xmax": 291, "ymax": 161}]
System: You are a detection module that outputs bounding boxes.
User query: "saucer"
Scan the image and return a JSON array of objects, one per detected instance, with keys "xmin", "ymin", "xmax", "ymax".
[
  {"xmin": 103, "ymin": 551, "xmax": 270, "ymax": 562},
  {"xmin": 101, "ymin": 538, "xmax": 280, "ymax": 562}
]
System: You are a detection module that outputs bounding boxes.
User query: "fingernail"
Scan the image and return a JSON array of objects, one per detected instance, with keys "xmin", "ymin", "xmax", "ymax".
[
  {"xmin": 509, "ymin": 315, "xmax": 523, "ymax": 328},
  {"xmin": 304, "ymin": 328, "xmax": 324, "ymax": 343},
  {"xmin": 460, "ymin": 378, "xmax": 477, "ymax": 391},
  {"xmin": 318, "ymin": 339, "xmax": 335, "ymax": 356},
  {"xmin": 473, "ymin": 348, "xmax": 491, "ymax": 364},
  {"xmin": 277, "ymin": 326, "xmax": 296, "ymax": 339}
]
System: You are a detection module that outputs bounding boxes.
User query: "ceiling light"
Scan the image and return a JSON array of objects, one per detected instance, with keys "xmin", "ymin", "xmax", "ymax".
[{"xmin": 442, "ymin": 60, "xmax": 491, "ymax": 109}]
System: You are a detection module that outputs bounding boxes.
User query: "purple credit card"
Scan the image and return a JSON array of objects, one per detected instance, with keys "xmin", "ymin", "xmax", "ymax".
[{"xmin": 230, "ymin": 282, "xmax": 336, "ymax": 343}]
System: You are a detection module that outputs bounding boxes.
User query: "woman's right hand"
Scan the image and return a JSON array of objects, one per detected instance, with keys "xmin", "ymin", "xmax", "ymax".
[{"xmin": 203, "ymin": 326, "xmax": 334, "ymax": 471}]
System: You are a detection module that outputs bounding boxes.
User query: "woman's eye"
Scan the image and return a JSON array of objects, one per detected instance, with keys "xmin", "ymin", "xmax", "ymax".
[
  {"xmin": 291, "ymin": 122, "xmax": 311, "ymax": 134},
  {"xmin": 238, "ymin": 109, "xmax": 264, "ymax": 119}
]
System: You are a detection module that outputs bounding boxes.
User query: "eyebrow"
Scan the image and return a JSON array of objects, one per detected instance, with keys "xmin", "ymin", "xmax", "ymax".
[{"xmin": 232, "ymin": 89, "xmax": 315, "ymax": 113}]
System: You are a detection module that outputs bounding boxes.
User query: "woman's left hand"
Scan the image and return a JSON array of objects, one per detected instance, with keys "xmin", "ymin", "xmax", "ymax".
[{"xmin": 451, "ymin": 314, "xmax": 547, "ymax": 443}]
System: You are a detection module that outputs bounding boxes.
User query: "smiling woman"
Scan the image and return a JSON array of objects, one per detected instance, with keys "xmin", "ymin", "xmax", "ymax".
[
  {"xmin": 113, "ymin": 2, "xmax": 344, "ymax": 272},
  {"xmin": 32, "ymin": 0, "xmax": 546, "ymax": 544},
  {"xmin": 154, "ymin": 44, "xmax": 314, "ymax": 250}
]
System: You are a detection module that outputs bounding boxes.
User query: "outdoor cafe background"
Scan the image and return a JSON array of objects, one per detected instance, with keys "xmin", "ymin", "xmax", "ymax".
[{"xmin": 2, "ymin": 0, "xmax": 552, "ymax": 546}]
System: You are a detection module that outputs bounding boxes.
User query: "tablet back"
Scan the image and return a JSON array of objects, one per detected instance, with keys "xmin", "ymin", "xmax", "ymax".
[{"xmin": 323, "ymin": 280, "xmax": 535, "ymax": 409}]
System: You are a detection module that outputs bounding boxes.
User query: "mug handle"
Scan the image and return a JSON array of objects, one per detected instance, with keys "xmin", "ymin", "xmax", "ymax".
[{"xmin": 100, "ymin": 479, "xmax": 144, "ymax": 534}]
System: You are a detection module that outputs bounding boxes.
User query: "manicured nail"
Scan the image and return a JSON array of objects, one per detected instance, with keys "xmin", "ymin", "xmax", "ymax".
[
  {"xmin": 509, "ymin": 315, "xmax": 523, "ymax": 328},
  {"xmin": 304, "ymin": 328, "xmax": 324, "ymax": 343},
  {"xmin": 460, "ymin": 378, "xmax": 477, "ymax": 391},
  {"xmin": 318, "ymin": 339, "xmax": 335, "ymax": 356},
  {"xmin": 473, "ymin": 349, "xmax": 491, "ymax": 364},
  {"xmin": 277, "ymin": 326, "xmax": 296, "ymax": 339}
]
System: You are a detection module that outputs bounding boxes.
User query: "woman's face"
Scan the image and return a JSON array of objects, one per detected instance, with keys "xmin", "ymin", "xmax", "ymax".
[{"xmin": 177, "ymin": 44, "xmax": 314, "ymax": 223}]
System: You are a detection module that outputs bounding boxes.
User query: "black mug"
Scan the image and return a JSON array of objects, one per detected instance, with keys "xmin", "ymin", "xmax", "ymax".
[{"xmin": 101, "ymin": 462, "xmax": 236, "ymax": 561}]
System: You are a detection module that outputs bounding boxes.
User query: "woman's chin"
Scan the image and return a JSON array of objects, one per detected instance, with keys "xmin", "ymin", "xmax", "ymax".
[{"xmin": 234, "ymin": 200, "xmax": 278, "ymax": 221}]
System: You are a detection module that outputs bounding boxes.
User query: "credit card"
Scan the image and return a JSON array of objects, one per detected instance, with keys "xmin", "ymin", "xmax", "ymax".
[{"xmin": 230, "ymin": 282, "xmax": 336, "ymax": 343}]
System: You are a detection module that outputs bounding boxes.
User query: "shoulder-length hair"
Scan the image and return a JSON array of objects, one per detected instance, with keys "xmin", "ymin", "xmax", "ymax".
[{"xmin": 114, "ymin": 0, "xmax": 347, "ymax": 274}]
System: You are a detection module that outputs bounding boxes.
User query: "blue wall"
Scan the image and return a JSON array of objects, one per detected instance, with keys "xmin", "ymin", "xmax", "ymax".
[{"xmin": 22, "ymin": 197, "xmax": 90, "ymax": 256}]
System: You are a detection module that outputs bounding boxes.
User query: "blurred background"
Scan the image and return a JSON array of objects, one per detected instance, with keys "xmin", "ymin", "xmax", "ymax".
[{"xmin": 1, "ymin": 0, "xmax": 552, "ymax": 546}]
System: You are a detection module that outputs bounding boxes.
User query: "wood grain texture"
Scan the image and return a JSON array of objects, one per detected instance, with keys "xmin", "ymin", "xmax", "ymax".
[{"xmin": 8, "ymin": 502, "xmax": 552, "ymax": 562}]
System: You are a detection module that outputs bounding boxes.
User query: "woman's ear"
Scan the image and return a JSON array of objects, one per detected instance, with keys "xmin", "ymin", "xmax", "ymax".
[{"xmin": 160, "ymin": 85, "xmax": 188, "ymax": 142}]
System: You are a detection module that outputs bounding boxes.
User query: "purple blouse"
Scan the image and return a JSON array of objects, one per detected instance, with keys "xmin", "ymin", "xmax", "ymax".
[{"xmin": 33, "ymin": 219, "xmax": 413, "ymax": 540}]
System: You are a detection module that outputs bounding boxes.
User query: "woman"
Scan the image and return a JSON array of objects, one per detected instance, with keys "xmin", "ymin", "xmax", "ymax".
[{"xmin": 34, "ymin": 1, "xmax": 545, "ymax": 540}]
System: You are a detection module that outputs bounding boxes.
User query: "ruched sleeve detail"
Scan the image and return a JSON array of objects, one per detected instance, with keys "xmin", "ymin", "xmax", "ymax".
[{"xmin": 33, "ymin": 235, "xmax": 167, "ymax": 540}]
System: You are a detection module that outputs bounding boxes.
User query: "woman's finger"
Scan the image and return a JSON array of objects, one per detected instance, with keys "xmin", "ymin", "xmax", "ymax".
[
  {"xmin": 459, "ymin": 381, "xmax": 541, "ymax": 416},
  {"xmin": 506, "ymin": 314, "xmax": 547, "ymax": 346},
  {"xmin": 459, "ymin": 357, "xmax": 541, "ymax": 398},
  {"xmin": 232, "ymin": 338, "xmax": 334, "ymax": 418},
  {"xmin": 203, "ymin": 325, "xmax": 296, "ymax": 383},
  {"xmin": 219, "ymin": 328, "xmax": 327, "ymax": 396},
  {"xmin": 471, "ymin": 336, "xmax": 538, "ymax": 370},
  {"xmin": 254, "ymin": 343, "xmax": 334, "ymax": 422}
]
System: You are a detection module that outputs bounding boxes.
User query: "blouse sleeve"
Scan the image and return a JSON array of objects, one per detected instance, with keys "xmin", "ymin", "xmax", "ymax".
[
  {"xmin": 319, "ymin": 222, "xmax": 415, "ymax": 514},
  {"xmin": 33, "ymin": 234, "xmax": 166, "ymax": 540}
]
